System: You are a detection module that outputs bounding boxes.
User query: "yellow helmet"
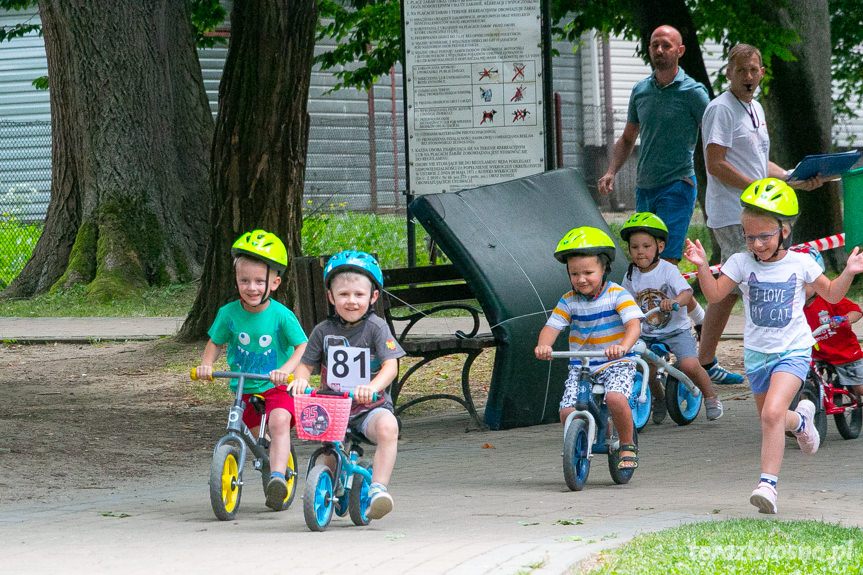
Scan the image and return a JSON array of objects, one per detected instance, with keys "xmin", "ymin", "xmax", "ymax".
[
  {"xmin": 620, "ymin": 212, "xmax": 669, "ymax": 243},
  {"xmin": 231, "ymin": 230, "xmax": 288, "ymax": 273},
  {"xmin": 554, "ymin": 226, "xmax": 617, "ymax": 263},
  {"xmin": 740, "ymin": 178, "xmax": 798, "ymax": 220}
]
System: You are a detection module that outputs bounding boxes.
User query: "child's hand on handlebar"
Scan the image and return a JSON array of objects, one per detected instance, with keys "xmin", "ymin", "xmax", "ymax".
[
  {"xmin": 269, "ymin": 368, "xmax": 292, "ymax": 386},
  {"xmin": 353, "ymin": 385, "xmax": 377, "ymax": 404},
  {"xmin": 829, "ymin": 315, "xmax": 849, "ymax": 329},
  {"xmin": 659, "ymin": 298, "xmax": 677, "ymax": 312},
  {"xmin": 605, "ymin": 344, "xmax": 627, "ymax": 360},
  {"xmin": 286, "ymin": 377, "xmax": 307, "ymax": 396},
  {"xmin": 194, "ymin": 365, "xmax": 214, "ymax": 381},
  {"xmin": 535, "ymin": 345, "xmax": 553, "ymax": 360}
]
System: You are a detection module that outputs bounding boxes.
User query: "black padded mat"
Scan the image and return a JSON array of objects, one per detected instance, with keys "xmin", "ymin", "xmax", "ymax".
[{"xmin": 410, "ymin": 168, "xmax": 629, "ymax": 429}]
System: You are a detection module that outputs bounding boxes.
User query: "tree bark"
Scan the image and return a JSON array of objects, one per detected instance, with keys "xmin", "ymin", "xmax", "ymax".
[
  {"xmin": 2, "ymin": 0, "xmax": 213, "ymax": 300},
  {"xmin": 177, "ymin": 0, "xmax": 319, "ymax": 341},
  {"xmin": 759, "ymin": 0, "xmax": 841, "ymax": 263}
]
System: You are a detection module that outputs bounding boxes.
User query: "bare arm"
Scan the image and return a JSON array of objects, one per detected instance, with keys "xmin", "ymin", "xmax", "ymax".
[
  {"xmin": 811, "ymin": 248, "xmax": 863, "ymax": 303},
  {"xmin": 705, "ymin": 143, "xmax": 754, "ymax": 191},
  {"xmin": 195, "ymin": 340, "xmax": 224, "ymax": 380},
  {"xmin": 598, "ymin": 122, "xmax": 639, "ymax": 195},
  {"xmin": 683, "ymin": 238, "xmax": 737, "ymax": 303},
  {"xmin": 535, "ymin": 325, "xmax": 562, "ymax": 360},
  {"xmin": 270, "ymin": 342, "xmax": 307, "ymax": 385}
]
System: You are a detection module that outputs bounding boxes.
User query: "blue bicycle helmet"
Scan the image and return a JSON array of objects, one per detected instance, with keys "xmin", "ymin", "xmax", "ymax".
[{"xmin": 323, "ymin": 250, "xmax": 383, "ymax": 290}]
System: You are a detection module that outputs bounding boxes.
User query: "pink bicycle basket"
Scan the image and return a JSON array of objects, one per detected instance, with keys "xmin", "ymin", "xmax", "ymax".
[{"xmin": 294, "ymin": 393, "xmax": 352, "ymax": 442}]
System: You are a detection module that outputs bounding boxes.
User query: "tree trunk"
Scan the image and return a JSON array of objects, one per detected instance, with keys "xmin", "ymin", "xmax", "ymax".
[
  {"xmin": 760, "ymin": 0, "xmax": 841, "ymax": 263},
  {"xmin": 177, "ymin": 0, "xmax": 318, "ymax": 341},
  {"xmin": 2, "ymin": 1, "xmax": 213, "ymax": 300}
]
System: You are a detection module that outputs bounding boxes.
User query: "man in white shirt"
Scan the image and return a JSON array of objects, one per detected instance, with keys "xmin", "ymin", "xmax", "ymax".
[{"xmin": 698, "ymin": 43, "xmax": 824, "ymax": 384}]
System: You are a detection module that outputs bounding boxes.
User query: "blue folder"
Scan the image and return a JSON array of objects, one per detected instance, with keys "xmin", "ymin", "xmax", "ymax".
[{"xmin": 786, "ymin": 150, "xmax": 861, "ymax": 181}]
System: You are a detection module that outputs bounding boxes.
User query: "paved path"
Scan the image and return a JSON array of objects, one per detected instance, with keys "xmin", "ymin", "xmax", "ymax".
[
  {"xmin": 2, "ymin": 314, "xmax": 863, "ymax": 574},
  {"xmin": 2, "ymin": 394, "xmax": 862, "ymax": 574}
]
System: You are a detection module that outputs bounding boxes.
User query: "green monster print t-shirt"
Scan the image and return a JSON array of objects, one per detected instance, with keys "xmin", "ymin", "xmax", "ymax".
[{"xmin": 208, "ymin": 299, "xmax": 308, "ymax": 393}]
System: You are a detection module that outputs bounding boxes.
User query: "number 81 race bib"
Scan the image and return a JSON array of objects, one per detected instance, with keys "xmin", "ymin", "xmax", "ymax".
[{"xmin": 325, "ymin": 345, "xmax": 371, "ymax": 392}]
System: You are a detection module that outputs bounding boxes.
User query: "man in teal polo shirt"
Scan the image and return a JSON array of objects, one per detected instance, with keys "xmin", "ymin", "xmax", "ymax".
[{"xmin": 598, "ymin": 25, "xmax": 709, "ymax": 265}]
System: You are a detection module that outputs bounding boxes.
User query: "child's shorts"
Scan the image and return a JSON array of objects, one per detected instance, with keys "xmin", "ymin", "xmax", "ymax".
[
  {"xmin": 242, "ymin": 385, "xmax": 296, "ymax": 429},
  {"xmin": 641, "ymin": 328, "xmax": 697, "ymax": 360},
  {"xmin": 349, "ymin": 404, "xmax": 396, "ymax": 438},
  {"xmin": 560, "ymin": 361, "xmax": 636, "ymax": 410},
  {"xmin": 744, "ymin": 348, "xmax": 811, "ymax": 395},
  {"xmin": 825, "ymin": 358, "xmax": 863, "ymax": 389}
]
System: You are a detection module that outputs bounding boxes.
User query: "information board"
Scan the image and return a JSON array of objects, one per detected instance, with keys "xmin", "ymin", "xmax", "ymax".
[{"xmin": 404, "ymin": 0, "xmax": 545, "ymax": 194}]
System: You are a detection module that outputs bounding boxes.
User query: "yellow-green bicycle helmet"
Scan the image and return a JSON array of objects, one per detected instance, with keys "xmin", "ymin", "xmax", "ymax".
[
  {"xmin": 554, "ymin": 226, "xmax": 617, "ymax": 263},
  {"xmin": 740, "ymin": 178, "xmax": 798, "ymax": 220},
  {"xmin": 620, "ymin": 212, "xmax": 669, "ymax": 243},
  {"xmin": 231, "ymin": 230, "xmax": 288, "ymax": 273}
]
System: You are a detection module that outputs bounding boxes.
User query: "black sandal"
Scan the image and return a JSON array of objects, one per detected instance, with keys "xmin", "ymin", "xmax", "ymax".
[{"xmin": 617, "ymin": 444, "xmax": 638, "ymax": 470}]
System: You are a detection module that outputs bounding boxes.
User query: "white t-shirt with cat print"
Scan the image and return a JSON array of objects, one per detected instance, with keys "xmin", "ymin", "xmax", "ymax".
[{"xmin": 721, "ymin": 250, "xmax": 824, "ymax": 353}]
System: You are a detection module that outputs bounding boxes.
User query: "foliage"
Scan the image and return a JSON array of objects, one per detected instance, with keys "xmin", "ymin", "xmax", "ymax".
[
  {"xmin": 552, "ymin": 0, "xmax": 798, "ymax": 90},
  {"xmin": 0, "ymin": 0, "xmax": 226, "ymax": 49},
  {"xmin": 583, "ymin": 519, "xmax": 863, "ymax": 574},
  {"xmin": 0, "ymin": 215, "xmax": 40, "ymax": 290},
  {"xmin": 190, "ymin": 0, "xmax": 228, "ymax": 48},
  {"xmin": 315, "ymin": 0, "xmax": 402, "ymax": 92},
  {"xmin": 830, "ymin": 0, "xmax": 863, "ymax": 127}
]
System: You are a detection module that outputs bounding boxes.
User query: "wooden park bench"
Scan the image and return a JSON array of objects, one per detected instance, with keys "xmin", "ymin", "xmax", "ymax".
[{"xmin": 293, "ymin": 257, "xmax": 496, "ymax": 429}]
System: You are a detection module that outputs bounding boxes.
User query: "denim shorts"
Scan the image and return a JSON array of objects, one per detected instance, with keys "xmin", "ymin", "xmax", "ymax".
[
  {"xmin": 635, "ymin": 177, "xmax": 697, "ymax": 261},
  {"xmin": 641, "ymin": 328, "xmax": 698, "ymax": 360},
  {"xmin": 744, "ymin": 348, "xmax": 811, "ymax": 395}
]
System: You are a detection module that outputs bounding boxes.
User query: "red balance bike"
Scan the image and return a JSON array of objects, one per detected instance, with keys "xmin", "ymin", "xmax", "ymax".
[{"xmin": 791, "ymin": 321, "xmax": 863, "ymax": 446}]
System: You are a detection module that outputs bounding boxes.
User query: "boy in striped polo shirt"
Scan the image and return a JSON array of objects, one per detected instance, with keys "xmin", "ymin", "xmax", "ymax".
[{"xmin": 535, "ymin": 227, "xmax": 644, "ymax": 469}]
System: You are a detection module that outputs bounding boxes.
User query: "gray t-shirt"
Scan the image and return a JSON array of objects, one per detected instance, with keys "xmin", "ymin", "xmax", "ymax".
[{"xmin": 301, "ymin": 313, "xmax": 405, "ymax": 416}]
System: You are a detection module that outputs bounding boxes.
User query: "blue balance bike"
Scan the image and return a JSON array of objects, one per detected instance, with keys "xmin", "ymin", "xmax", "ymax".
[
  {"xmin": 550, "ymin": 350, "xmax": 651, "ymax": 491},
  {"xmin": 634, "ymin": 304, "xmax": 703, "ymax": 426},
  {"xmin": 294, "ymin": 388, "xmax": 378, "ymax": 532},
  {"xmin": 190, "ymin": 369, "xmax": 298, "ymax": 521}
]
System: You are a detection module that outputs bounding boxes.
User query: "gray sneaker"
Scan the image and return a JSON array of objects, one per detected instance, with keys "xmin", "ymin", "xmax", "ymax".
[
  {"xmin": 265, "ymin": 475, "xmax": 288, "ymax": 511},
  {"xmin": 705, "ymin": 396, "xmax": 723, "ymax": 420}
]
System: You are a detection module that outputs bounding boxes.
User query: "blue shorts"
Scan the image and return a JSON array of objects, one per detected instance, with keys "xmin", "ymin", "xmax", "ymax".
[
  {"xmin": 636, "ymin": 177, "xmax": 697, "ymax": 261},
  {"xmin": 744, "ymin": 348, "xmax": 811, "ymax": 395},
  {"xmin": 641, "ymin": 328, "xmax": 698, "ymax": 360}
]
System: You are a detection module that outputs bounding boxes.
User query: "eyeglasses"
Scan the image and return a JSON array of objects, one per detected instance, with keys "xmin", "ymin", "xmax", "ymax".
[{"xmin": 743, "ymin": 229, "xmax": 781, "ymax": 244}]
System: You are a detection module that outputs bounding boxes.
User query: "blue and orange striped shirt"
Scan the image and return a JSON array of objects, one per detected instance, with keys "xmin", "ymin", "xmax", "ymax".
[{"xmin": 545, "ymin": 281, "xmax": 644, "ymax": 372}]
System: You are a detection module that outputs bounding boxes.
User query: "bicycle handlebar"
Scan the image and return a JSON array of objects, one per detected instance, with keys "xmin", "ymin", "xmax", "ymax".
[
  {"xmin": 642, "ymin": 302, "xmax": 680, "ymax": 319},
  {"xmin": 299, "ymin": 387, "xmax": 379, "ymax": 402},
  {"xmin": 189, "ymin": 368, "xmax": 295, "ymax": 383}
]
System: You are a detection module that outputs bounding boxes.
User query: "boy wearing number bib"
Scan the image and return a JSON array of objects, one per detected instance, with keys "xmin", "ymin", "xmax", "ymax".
[{"xmin": 290, "ymin": 250, "xmax": 405, "ymax": 520}]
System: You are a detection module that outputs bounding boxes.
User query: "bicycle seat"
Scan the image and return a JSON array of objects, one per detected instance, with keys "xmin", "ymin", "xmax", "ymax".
[
  {"xmin": 249, "ymin": 394, "xmax": 266, "ymax": 415},
  {"xmin": 649, "ymin": 343, "xmax": 671, "ymax": 358}
]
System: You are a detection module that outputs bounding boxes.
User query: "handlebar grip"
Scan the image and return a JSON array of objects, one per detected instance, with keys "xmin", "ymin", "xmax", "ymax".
[
  {"xmin": 302, "ymin": 387, "xmax": 379, "ymax": 401},
  {"xmin": 190, "ymin": 367, "xmax": 198, "ymax": 381},
  {"xmin": 671, "ymin": 302, "xmax": 680, "ymax": 311}
]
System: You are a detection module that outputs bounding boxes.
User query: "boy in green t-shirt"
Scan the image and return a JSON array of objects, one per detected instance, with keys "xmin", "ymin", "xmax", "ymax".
[{"xmin": 195, "ymin": 230, "xmax": 307, "ymax": 511}]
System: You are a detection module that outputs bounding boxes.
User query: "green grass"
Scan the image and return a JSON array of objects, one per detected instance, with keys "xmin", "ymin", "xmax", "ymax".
[
  {"xmin": 578, "ymin": 519, "xmax": 863, "ymax": 575},
  {"xmin": 0, "ymin": 218, "xmax": 41, "ymax": 289},
  {"xmin": 0, "ymin": 283, "xmax": 197, "ymax": 317}
]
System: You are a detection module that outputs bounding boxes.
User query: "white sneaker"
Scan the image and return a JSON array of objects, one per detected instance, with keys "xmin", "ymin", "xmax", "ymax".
[
  {"xmin": 749, "ymin": 482, "xmax": 778, "ymax": 514},
  {"xmin": 794, "ymin": 399, "xmax": 820, "ymax": 455},
  {"xmin": 367, "ymin": 484, "xmax": 393, "ymax": 520}
]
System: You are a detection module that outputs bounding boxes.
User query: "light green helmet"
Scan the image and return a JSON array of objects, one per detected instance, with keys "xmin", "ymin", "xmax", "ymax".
[
  {"xmin": 231, "ymin": 230, "xmax": 288, "ymax": 273},
  {"xmin": 554, "ymin": 226, "xmax": 617, "ymax": 263},
  {"xmin": 740, "ymin": 178, "xmax": 798, "ymax": 220},
  {"xmin": 620, "ymin": 212, "xmax": 669, "ymax": 243}
]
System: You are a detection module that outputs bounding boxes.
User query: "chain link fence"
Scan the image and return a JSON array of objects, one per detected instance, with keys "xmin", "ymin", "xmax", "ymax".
[{"xmin": 0, "ymin": 113, "xmax": 426, "ymax": 288}]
